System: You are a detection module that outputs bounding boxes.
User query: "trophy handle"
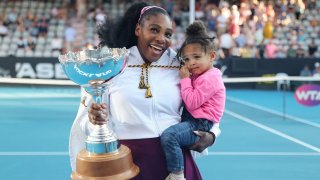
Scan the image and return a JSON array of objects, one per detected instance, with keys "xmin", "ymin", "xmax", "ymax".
[
  {"xmin": 84, "ymin": 79, "xmax": 119, "ymax": 154},
  {"xmin": 88, "ymin": 79, "xmax": 106, "ymax": 104}
]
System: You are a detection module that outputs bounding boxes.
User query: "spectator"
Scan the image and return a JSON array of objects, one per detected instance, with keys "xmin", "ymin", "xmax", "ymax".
[
  {"xmin": 207, "ymin": 16, "xmax": 216, "ymax": 32},
  {"xmin": 38, "ymin": 16, "xmax": 48, "ymax": 37},
  {"xmin": 245, "ymin": 26, "xmax": 255, "ymax": 46},
  {"xmin": 266, "ymin": 3, "xmax": 276, "ymax": 19},
  {"xmin": 287, "ymin": 43, "xmax": 297, "ymax": 58},
  {"xmin": 313, "ymin": 62, "xmax": 320, "ymax": 77},
  {"xmin": 306, "ymin": 0, "xmax": 317, "ymax": 10},
  {"xmin": 195, "ymin": 1, "xmax": 205, "ymax": 20},
  {"xmin": 263, "ymin": 20, "xmax": 273, "ymax": 39},
  {"xmin": 24, "ymin": 10, "xmax": 35, "ymax": 30},
  {"xmin": 51, "ymin": 35, "xmax": 63, "ymax": 53},
  {"xmin": 295, "ymin": 0, "xmax": 305, "ymax": 20},
  {"xmin": 95, "ymin": 8, "xmax": 106, "ymax": 25},
  {"xmin": 296, "ymin": 44, "xmax": 307, "ymax": 58},
  {"xmin": 278, "ymin": 11, "xmax": 289, "ymax": 26},
  {"xmin": 308, "ymin": 38, "xmax": 318, "ymax": 57},
  {"xmin": 26, "ymin": 37, "xmax": 36, "ymax": 51},
  {"xmin": 299, "ymin": 64, "xmax": 312, "ymax": 76},
  {"xmin": 239, "ymin": 2, "xmax": 252, "ymax": 23},
  {"xmin": 171, "ymin": 26, "xmax": 185, "ymax": 51},
  {"xmin": 51, "ymin": 6, "xmax": 60, "ymax": 19},
  {"xmin": 297, "ymin": 30, "xmax": 306, "ymax": 43},
  {"xmin": 216, "ymin": 4, "xmax": 230, "ymax": 36},
  {"xmin": 17, "ymin": 36, "xmax": 26, "ymax": 49},
  {"xmin": 257, "ymin": 39, "xmax": 266, "ymax": 59},
  {"xmin": 255, "ymin": 26, "xmax": 264, "ymax": 46},
  {"xmin": 265, "ymin": 39, "xmax": 278, "ymax": 58},
  {"xmin": 172, "ymin": 4, "xmax": 183, "ymax": 27},
  {"xmin": 76, "ymin": 0, "xmax": 87, "ymax": 19},
  {"xmin": 0, "ymin": 21, "xmax": 8, "ymax": 38},
  {"xmin": 275, "ymin": 46, "xmax": 287, "ymax": 58},
  {"xmin": 229, "ymin": 5, "xmax": 240, "ymax": 38},
  {"xmin": 7, "ymin": 8, "xmax": 18, "ymax": 25},
  {"xmin": 289, "ymin": 30, "xmax": 297, "ymax": 43},
  {"xmin": 29, "ymin": 20, "xmax": 39, "ymax": 37},
  {"xmin": 219, "ymin": 31, "xmax": 233, "ymax": 58},
  {"xmin": 230, "ymin": 42, "xmax": 240, "ymax": 57},
  {"xmin": 240, "ymin": 44, "xmax": 258, "ymax": 58},
  {"xmin": 64, "ymin": 23, "xmax": 77, "ymax": 51},
  {"xmin": 235, "ymin": 30, "xmax": 247, "ymax": 48},
  {"xmin": 287, "ymin": 0, "xmax": 296, "ymax": 14}
]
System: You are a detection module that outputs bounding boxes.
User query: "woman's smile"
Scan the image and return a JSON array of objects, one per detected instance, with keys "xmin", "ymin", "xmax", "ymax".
[{"xmin": 149, "ymin": 44, "xmax": 164, "ymax": 55}]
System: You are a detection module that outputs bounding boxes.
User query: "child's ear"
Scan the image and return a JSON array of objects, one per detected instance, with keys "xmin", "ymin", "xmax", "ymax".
[{"xmin": 210, "ymin": 50, "xmax": 216, "ymax": 61}]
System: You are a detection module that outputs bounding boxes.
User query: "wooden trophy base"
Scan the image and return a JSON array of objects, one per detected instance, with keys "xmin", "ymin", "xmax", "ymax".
[{"xmin": 71, "ymin": 145, "xmax": 139, "ymax": 180}]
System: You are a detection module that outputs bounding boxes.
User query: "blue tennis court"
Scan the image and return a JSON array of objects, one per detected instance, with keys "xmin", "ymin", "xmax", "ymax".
[{"xmin": 0, "ymin": 85, "xmax": 319, "ymax": 180}]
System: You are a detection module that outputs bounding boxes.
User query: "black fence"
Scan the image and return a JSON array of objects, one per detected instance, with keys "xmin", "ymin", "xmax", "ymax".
[
  {"xmin": 0, "ymin": 56, "xmax": 319, "ymax": 79},
  {"xmin": 219, "ymin": 57, "xmax": 320, "ymax": 77}
]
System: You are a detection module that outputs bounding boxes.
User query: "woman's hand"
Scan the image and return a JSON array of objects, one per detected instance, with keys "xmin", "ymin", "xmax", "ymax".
[
  {"xmin": 179, "ymin": 65, "xmax": 190, "ymax": 79},
  {"xmin": 190, "ymin": 131, "xmax": 216, "ymax": 152},
  {"xmin": 88, "ymin": 103, "xmax": 108, "ymax": 125}
]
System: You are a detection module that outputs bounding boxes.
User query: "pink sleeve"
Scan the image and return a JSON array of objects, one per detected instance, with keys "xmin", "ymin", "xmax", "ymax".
[{"xmin": 180, "ymin": 76, "xmax": 216, "ymax": 111}]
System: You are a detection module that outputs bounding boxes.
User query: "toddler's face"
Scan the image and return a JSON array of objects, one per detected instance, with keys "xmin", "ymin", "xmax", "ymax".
[{"xmin": 181, "ymin": 43, "xmax": 215, "ymax": 76}]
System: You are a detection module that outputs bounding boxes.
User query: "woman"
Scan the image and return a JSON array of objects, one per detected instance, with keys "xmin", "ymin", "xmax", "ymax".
[{"xmin": 70, "ymin": 3, "xmax": 221, "ymax": 180}]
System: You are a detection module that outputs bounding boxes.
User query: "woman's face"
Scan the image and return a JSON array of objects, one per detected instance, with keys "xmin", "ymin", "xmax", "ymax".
[{"xmin": 135, "ymin": 14, "xmax": 173, "ymax": 63}]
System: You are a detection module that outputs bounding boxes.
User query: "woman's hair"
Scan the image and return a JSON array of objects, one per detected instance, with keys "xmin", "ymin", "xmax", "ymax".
[
  {"xmin": 177, "ymin": 21, "xmax": 216, "ymax": 61},
  {"xmin": 97, "ymin": 3, "xmax": 169, "ymax": 49}
]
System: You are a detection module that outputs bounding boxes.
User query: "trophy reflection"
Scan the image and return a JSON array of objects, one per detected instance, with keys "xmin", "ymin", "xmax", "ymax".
[{"xmin": 59, "ymin": 47, "xmax": 139, "ymax": 180}]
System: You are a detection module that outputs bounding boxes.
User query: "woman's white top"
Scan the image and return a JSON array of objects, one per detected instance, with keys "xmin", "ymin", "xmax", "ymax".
[{"xmin": 69, "ymin": 46, "xmax": 221, "ymax": 170}]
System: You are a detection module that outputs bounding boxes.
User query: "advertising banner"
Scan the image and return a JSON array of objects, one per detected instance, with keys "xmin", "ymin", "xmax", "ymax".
[{"xmin": 0, "ymin": 57, "xmax": 67, "ymax": 79}]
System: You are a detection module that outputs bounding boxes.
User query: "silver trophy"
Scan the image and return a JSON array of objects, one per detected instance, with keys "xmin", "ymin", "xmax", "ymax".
[{"xmin": 59, "ymin": 47, "xmax": 139, "ymax": 179}]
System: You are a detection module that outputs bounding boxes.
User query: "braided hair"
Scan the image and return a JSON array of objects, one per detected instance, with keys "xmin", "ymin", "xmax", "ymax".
[
  {"xmin": 177, "ymin": 21, "xmax": 216, "ymax": 63},
  {"xmin": 97, "ymin": 3, "xmax": 169, "ymax": 49}
]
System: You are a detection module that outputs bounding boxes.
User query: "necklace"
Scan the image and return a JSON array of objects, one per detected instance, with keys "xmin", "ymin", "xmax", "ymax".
[
  {"xmin": 128, "ymin": 65, "xmax": 180, "ymax": 69},
  {"xmin": 128, "ymin": 64, "xmax": 180, "ymax": 98}
]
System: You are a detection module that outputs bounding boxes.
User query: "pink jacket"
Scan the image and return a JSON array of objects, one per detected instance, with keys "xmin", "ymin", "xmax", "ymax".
[{"xmin": 180, "ymin": 68, "xmax": 226, "ymax": 123}]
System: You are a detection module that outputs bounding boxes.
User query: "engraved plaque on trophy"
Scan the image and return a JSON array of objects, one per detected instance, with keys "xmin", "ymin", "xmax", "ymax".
[{"xmin": 59, "ymin": 47, "xmax": 139, "ymax": 180}]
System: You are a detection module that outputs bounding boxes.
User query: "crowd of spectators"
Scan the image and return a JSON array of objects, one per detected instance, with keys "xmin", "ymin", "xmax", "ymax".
[
  {"xmin": 175, "ymin": 0, "xmax": 320, "ymax": 59},
  {"xmin": 0, "ymin": 0, "xmax": 319, "ymax": 59}
]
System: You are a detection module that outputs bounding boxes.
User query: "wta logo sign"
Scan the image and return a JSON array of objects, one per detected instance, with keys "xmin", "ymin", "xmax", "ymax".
[{"xmin": 294, "ymin": 84, "xmax": 320, "ymax": 106}]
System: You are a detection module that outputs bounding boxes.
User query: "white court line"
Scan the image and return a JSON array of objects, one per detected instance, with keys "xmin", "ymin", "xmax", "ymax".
[
  {"xmin": 227, "ymin": 96, "xmax": 320, "ymax": 128},
  {"xmin": 0, "ymin": 93, "xmax": 80, "ymax": 99},
  {"xmin": 208, "ymin": 152, "xmax": 320, "ymax": 156},
  {"xmin": 1, "ymin": 151, "xmax": 319, "ymax": 156},
  {"xmin": 225, "ymin": 109, "xmax": 320, "ymax": 153},
  {"xmin": 0, "ymin": 152, "xmax": 68, "ymax": 156}
]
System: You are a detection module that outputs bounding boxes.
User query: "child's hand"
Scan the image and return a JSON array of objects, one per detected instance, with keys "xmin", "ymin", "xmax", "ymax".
[{"xmin": 179, "ymin": 65, "xmax": 190, "ymax": 79}]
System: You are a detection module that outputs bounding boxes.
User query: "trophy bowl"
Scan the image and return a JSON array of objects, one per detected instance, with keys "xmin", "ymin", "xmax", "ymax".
[{"xmin": 59, "ymin": 47, "xmax": 139, "ymax": 180}]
